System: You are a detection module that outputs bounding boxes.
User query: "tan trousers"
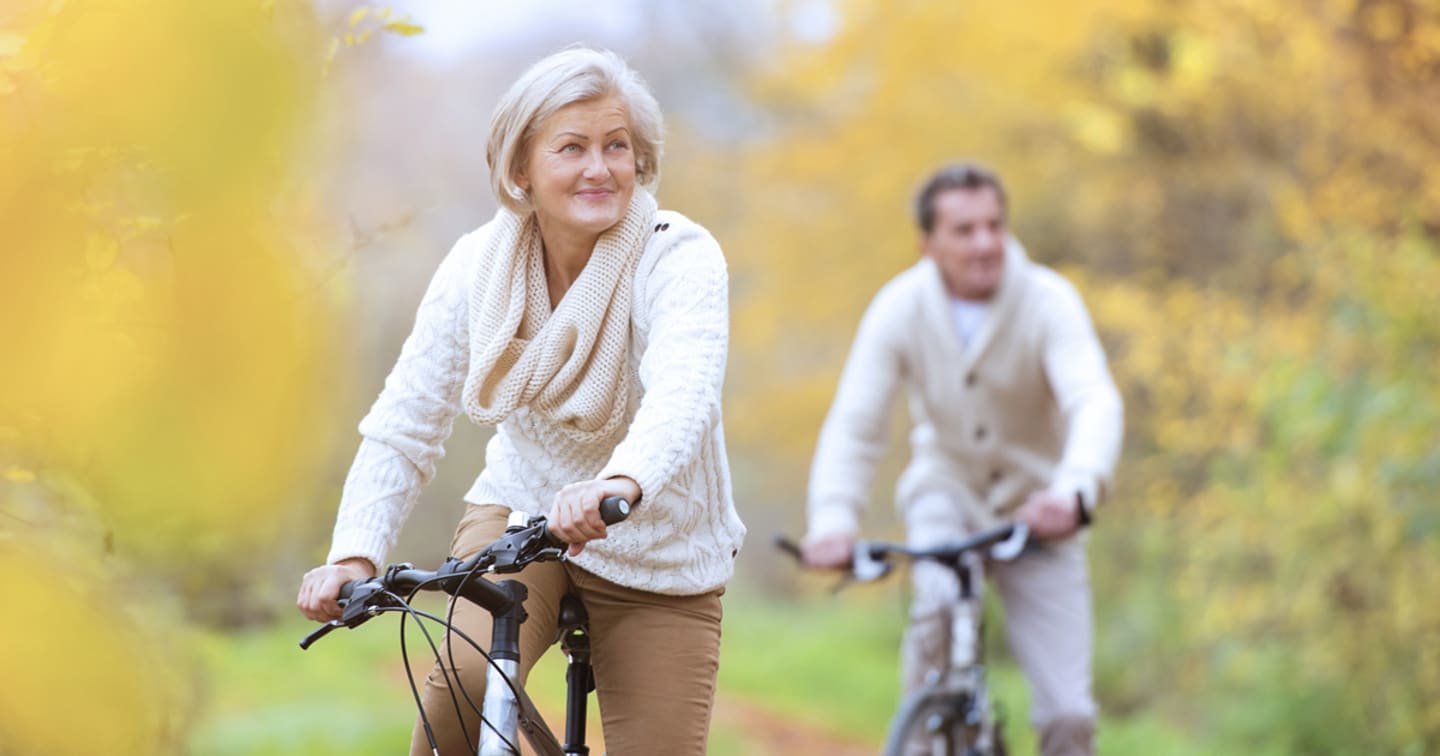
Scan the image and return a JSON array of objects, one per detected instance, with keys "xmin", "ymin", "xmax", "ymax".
[
  {"xmin": 902, "ymin": 493, "xmax": 1097, "ymax": 756},
  {"xmin": 408, "ymin": 504, "xmax": 724, "ymax": 756}
]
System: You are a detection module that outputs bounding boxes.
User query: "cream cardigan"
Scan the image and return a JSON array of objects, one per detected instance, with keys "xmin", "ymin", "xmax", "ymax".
[
  {"xmin": 807, "ymin": 239, "xmax": 1124, "ymax": 538},
  {"xmin": 328, "ymin": 209, "xmax": 746, "ymax": 596}
]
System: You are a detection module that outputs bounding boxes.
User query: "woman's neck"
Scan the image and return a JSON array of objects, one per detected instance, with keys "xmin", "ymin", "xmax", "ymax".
[{"xmin": 536, "ymin": 218, "xmax": 600, "ymax": 309}]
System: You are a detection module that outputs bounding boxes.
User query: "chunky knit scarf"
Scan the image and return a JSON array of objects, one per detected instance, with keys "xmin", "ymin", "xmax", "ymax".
[{"xmin": 461, "ymin": 189, "xmax": 657, "ymax": 445}]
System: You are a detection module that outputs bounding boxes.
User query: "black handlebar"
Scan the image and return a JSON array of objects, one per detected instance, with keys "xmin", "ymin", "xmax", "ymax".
[
  {"xmin": 302, "ymin": 499, "xmax": 632, "ymax": 650},
  {"xmin": 865, "ymin": 522, "xmax": 1029, "ymax": 564},
  {"xmin": 772, "ymin": 522, "xmax": 1030, "ymax": 574}
]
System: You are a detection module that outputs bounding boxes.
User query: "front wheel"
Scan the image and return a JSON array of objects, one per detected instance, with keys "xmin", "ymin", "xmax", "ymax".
[{"xmin": 883, "ymin": 689, "xmax": 1006, "ymax": 756}]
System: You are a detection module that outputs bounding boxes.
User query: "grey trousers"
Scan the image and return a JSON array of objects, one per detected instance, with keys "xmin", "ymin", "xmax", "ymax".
[{"xmin": 902, "ymin": 493, "xmax": 1097, "ymax": 756}]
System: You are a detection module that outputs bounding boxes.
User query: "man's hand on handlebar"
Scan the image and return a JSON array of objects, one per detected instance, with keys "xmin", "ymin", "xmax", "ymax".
[
  {"xmin": 801, "ymin": 532, "xmax": 856, "ymax": 569},
  {"xmin": 297, "ymin": 557, "xmax": 376, "ymax": 623},
  {"xmin": 1016, "ymin": 490, "xmax": 1081, "ymax": 540}
]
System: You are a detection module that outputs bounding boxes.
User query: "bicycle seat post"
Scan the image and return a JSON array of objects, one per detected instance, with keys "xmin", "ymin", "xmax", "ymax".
[
  {"xmin": 557, "ymin": 595, "xmax": 593, "ymax": 755},
  {"xmin": 479, "ymin": 579, "xmax": 529, "ymax": 756}
]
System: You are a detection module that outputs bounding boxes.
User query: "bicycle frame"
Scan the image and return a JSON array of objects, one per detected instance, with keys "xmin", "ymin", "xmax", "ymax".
[{"xmin": 776, "ymin": 522, "xmax": 1028, "ymax": 756}]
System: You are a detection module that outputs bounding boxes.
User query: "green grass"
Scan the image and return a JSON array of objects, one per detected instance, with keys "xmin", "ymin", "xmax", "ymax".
[
  {"xmin": 717, "ymin": 588, "xmax": 1213, "ymax": 754},
  {"xmin": 191, "ymin": 588, "xmax": 1210, "ymax": 754}
]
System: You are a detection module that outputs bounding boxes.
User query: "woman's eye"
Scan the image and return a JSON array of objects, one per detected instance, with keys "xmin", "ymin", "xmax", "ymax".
[
  {"xmin": 561, "ymin": 143, "xmax": 582, "ymax": 153},
  {"xmin": 607, "ymin": 140, "xmax": 630, "ymax": 151}
]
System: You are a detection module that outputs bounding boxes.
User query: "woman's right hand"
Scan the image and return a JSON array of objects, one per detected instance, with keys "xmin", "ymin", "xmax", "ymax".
[{"xmin": 296, "ymin": 557, "xmax": 377, "ymax": 622}]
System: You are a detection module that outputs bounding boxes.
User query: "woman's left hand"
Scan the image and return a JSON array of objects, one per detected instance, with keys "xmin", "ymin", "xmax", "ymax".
[{"xmin": 549, "ymin": 476, "xmax": 642, "ymax": 556}]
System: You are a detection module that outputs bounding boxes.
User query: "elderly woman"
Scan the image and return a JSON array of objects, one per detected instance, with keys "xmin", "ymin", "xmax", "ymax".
[{"xmin": 296, "ymin": 47, "xmax": 746, "ymax": 755}]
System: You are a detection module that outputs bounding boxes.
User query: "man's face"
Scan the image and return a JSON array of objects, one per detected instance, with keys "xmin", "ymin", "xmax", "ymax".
[{"xmin": 921, "ymin": 187, "xmax": 1007, "ymax": 300}]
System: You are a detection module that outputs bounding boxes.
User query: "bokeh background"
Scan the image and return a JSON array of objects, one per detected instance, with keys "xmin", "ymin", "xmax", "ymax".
[{"xmin": 3, "ymin": 0, "xmax": 1438, "ymax": 754}]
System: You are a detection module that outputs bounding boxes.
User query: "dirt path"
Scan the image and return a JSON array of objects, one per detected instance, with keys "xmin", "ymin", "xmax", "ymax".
[
  {"xmin": 526, "ymin": 694, "xmax": 876, "ymax": 755},
  {"xmin": 711, "ymin": 694, "xmax": 877, "ymax": 755}
]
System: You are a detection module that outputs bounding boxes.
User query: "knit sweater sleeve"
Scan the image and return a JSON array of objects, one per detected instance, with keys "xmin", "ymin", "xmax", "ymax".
[
  {"xmin": 326, "ymin": 236, "xmax": 476, "ymax": 568},
  {"xmin": 1039, "ymin": 275, "xmax": 1124, "ymax": 513},
  {"xmin": 805, "ymin": 280, "xmax": 908, "ymax": 539},
  {"xmin": 597, "ymin": 219, "xmax": 728, "ymax": 502}
]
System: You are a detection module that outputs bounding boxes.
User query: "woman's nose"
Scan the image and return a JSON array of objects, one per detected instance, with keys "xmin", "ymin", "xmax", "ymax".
[{"xmin": 582, "ymin": 147, "xmax": 610, "ymax": 179}]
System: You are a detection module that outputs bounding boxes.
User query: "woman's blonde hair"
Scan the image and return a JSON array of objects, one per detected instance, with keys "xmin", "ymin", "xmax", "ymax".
[{"xmin": 487, "ymin": 47, "xmax": 664, "ymax": 215}]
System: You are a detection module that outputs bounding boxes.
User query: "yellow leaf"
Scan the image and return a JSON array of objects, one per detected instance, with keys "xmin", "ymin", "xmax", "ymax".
[
  {"xmin": 4, "ymin": 466, "xmax": 36, "ymax": 483},
  {"xmin": 0, "ymin": 31, "xmax": 23, "ymax": 57},
  {"xmin": 85, "ymin": 234, "xmax": 118, "ymax": 272},
  {"xmin": 383, "ymin": 21, "xmax": 425, "ymax": 36}
]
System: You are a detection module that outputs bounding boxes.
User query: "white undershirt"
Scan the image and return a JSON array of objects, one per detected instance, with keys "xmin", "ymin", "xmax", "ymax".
[{"xmin": 949, "ymin": 296, "xmax": 989, "ymax": 351}]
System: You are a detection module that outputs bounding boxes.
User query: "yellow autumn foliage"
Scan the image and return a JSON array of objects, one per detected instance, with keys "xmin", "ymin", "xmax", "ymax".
[
  {"xmin": 2, "ymin": 1, "xmax": 345, "ymax": 751},
  {"xmin": 719, "ymin": 0, "xmax": 1440, "ymax": 750}
]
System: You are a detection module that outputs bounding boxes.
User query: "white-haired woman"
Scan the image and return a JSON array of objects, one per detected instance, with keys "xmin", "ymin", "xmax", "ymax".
[{"xmin": 296, "ymin": 47, "xmax": 746, "ymax": 755}]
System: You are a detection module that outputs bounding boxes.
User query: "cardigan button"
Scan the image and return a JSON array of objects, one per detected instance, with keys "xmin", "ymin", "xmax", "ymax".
[
  {"xmin": 989, "ymin": 468, "xmax": 1002, "ymax": 484},
  {"xmin": 965, "ymin": 372, "xmax": 977, "ymax": 387},
  {"xmin": 975, "ymin": 426, "xmax": 987, "ymax": 441}
]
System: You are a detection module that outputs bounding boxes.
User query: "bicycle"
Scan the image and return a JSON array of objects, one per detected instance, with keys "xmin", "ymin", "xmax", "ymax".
[
  {"xmin": 776, "ymin": 521, "xmax": 1030, "ymax": 756},
  {"xmin": 300, "ymin": 496, "xmax": 632, "ymax": 756}
]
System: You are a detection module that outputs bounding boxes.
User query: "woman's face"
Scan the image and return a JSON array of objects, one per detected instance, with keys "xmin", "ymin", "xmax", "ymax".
[{"xmin": 518, "ymin": 94, "xmax": 637, "ymax": 241}]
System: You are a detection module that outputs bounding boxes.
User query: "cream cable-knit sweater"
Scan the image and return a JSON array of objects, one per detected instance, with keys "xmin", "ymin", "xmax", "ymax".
[
  {"xmin": 327, "ymin": 205, "xmax": 746, "ymax": 596},
  {"xmin": 807, "ymin": 238, "xmax": 1123, "ymax": 538}
]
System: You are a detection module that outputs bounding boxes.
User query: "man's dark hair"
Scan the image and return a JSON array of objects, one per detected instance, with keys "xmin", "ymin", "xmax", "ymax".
[{"xmin": 914, "ymin": 163, "xmax": 1008, "ymax": 234}]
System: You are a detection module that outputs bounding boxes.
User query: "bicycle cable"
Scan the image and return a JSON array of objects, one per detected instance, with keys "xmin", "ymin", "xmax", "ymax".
[
  {"xmin": 437, "ymin": 551, "xmax": 534, "ymax": 740},
  {"xmin": 386, "ymin": 592, "xmax": 477, "ymax": 755},
  {"xmin": 390, "ymin": 590, "xmax": 515, "ymax": 756},
  {"xmin": 396, "ymin": 574, "xmax": 484, "ymax": 751},
  {"xmin": 393, "ymin": 564, "xmax": 531, "ymax": 755}
]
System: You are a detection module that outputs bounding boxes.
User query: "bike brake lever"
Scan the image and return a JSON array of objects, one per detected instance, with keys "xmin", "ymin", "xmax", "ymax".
[
  {"xmin": 989, "ymin": 523, "xmax": 1030, "ymax": 561},
  {"xmin": 851, "ymin": 540, "xmax": 892, "ymax": 582},
  {"xmin": 772, "ymin": 534, "xmax": 804, "ymax": 563},
  {"xmin": 298, "ymin": 620, "xmax": 342, "ymax": 650}
]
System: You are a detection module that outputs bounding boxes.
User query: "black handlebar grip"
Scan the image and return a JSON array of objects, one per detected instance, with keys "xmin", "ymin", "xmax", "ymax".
[
  {"xmin": 337, "ymin": 579, "xmax": 363, "ymax": 601},
  {"xmin": 599, "ymin": 496, "xmax": 631, "ymax": 525}
]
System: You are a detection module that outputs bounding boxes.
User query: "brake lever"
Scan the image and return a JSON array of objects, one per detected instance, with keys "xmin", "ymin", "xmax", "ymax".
[
  {"xmin": 772, "ymin": 534, "xmax": 804, "ymax": 562},
  {"xmin": 299, "ymin": 621, "xmax": 342, "ymax": 650},
  {"xmin": 851, "ymin": 540, "xmax": 892, "ymax": 582},
  {"xmin": 989, "ymin": 523, "xmax": 1030, "ymax": 561},
  {"xmin": 479, "ymin": 514, "xmax": 566, "ymax": 574}
]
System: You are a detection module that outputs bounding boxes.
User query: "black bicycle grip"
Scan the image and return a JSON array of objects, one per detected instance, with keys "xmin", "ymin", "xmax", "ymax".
[
  {"xmin": 337, "ymin": 576, "xmax": 379, "ymax": 601},
  {"xmin": 599, "ymin": 496, "xmax": 631, "ymax": 525}
]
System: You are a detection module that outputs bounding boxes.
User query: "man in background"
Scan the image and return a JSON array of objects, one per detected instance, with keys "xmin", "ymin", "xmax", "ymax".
[{"xmin": 802, "ymin": 163, "xmax": 1123, "ymax": 756}]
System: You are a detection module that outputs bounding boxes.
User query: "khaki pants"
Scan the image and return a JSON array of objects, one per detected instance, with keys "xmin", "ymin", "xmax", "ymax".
[
  {"xmin": 903, "ymin": 493, "xmax": 1097, "ymax": 756},
  {"xmin": 409, "ymin": 504, "xmax": 724, "ymax": 756}
]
